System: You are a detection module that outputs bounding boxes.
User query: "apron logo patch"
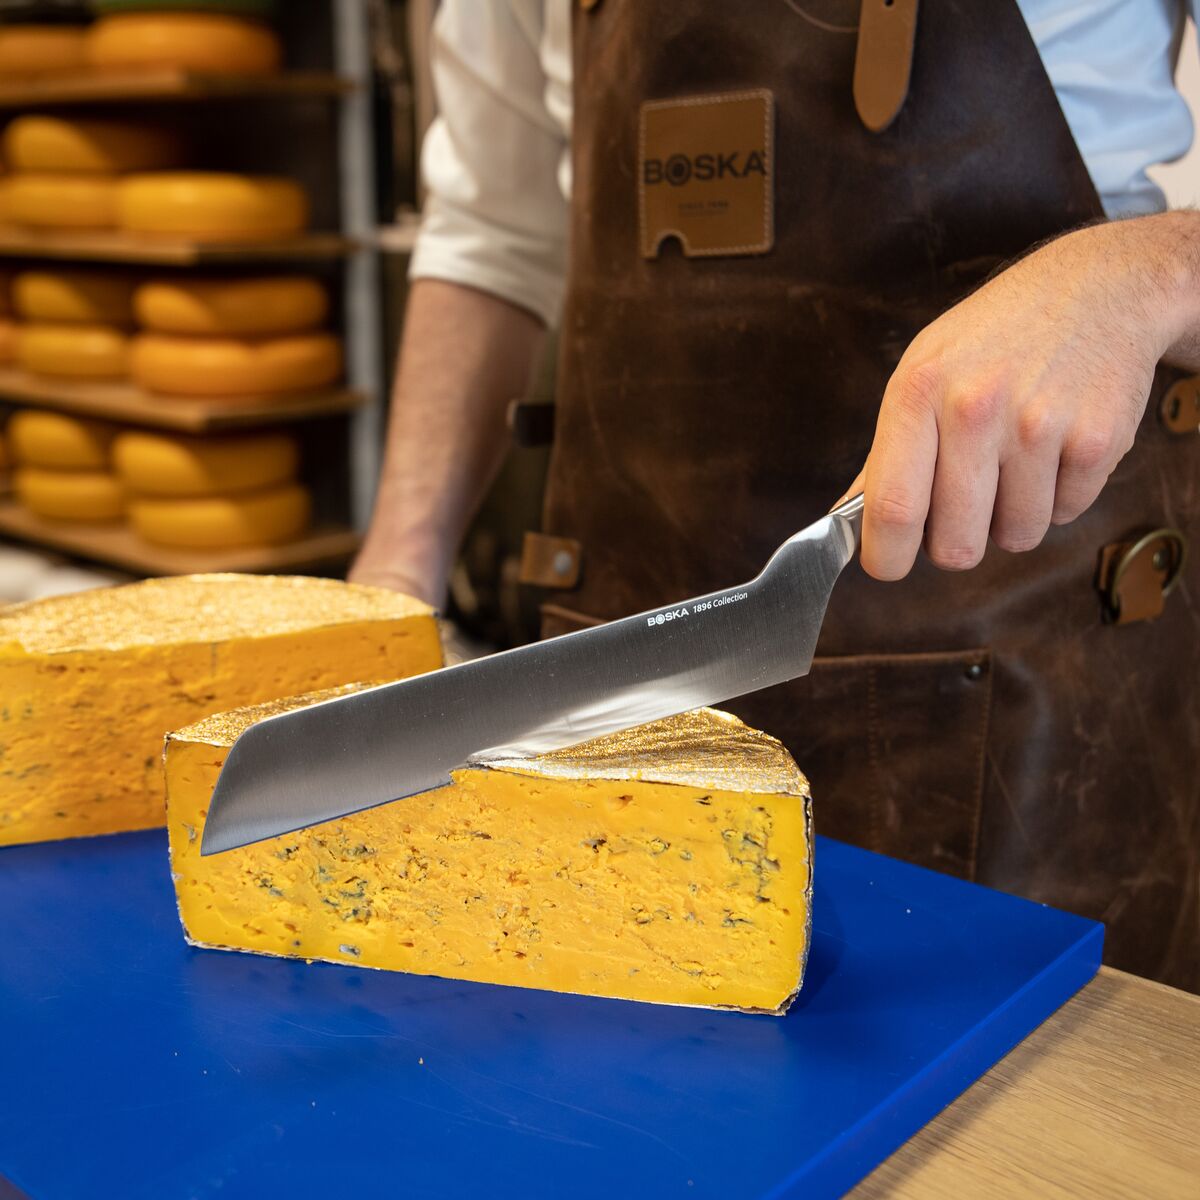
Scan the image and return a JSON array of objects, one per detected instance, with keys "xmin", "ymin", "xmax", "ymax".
[{"xmin": 639, "ymin": 89, "xmax": 774, "ymax": 259}]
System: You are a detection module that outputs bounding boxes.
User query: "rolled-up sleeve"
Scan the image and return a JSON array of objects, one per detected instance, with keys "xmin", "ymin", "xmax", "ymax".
[{"xmin": 408, "ymin": 0, "xmax": 569, "ymax": 328}]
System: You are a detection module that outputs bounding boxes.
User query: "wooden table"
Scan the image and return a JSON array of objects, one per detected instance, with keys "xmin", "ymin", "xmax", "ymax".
[{"xmin": 851, "ymin": 968, "xmax": 1200, "ymax": 1198}]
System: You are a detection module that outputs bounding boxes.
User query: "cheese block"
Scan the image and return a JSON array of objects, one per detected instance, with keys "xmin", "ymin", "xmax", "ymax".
[
  {"xmin": 0, "ymin": 317, "xmax": 16, "ymax": 364},
  {"xmin": 129, "ymin": 482, "xmax": 310, "ymax": 548},
  {"xmin": 131, "ymin": 332, "xmax": 341, "ymax": 395},
  {"xmin": 14, "ymin": 467, "xmax": 124, "ymax": 522},
  {"xmin": 13, "ymin": 270, "xmax": 135, "ymax": 325},
  {"xmin": 0, "ymin": 574, "xmax": 441, "ymax": 847},
  {"xmin": 167, "ymin": 702, "xmax": 813, "ymax": 1013},
  {"xmin": 3, "ymin": 116, "xmax": 183, "ymax": 175},
  {"xmin": 5, "ymin": 174, "xmax": 119, "ymax": 230},
  {"xmin": 8, "ymin": 410, "xmax": 115, "ymax": 470},
  {"xmin": 117, "ymin": 173, "xmax": 307, "ymax": 242},
  {"xmin": 113, "ymin": 429, "xmax": 298, "ymax": 496},
  {"xmin": 133, "ymin": 276, "xmax": 328, "ymax": 336},
  {"xmin": 86, "ymin": 12, "xmax": 283, "ymax": 75},
  {"xmin": 0, "ymin": 27, "xmax": 87, "ymax": 76},
  {"xmin": 17, "ymin": 323, "xmax": 130, "ymax": 378}
]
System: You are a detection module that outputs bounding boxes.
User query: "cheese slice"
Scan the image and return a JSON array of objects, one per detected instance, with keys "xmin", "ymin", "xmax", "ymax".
[
  {"xmin": 9, "ymin": 410, "xmax": 115, "ymax": 470},
  {"xmin": 117, "ymin": 173, "xmax": 307, "ymax": 242},
  {"xmin": 13, "ymin": 270, "xmax": 135, "ymax": 325},
  {"xmin": 129, "ymin": 482, "xmax": 310, "ymax": 548},
  {"xmin": 134, "ymin": 276, "xmax": 328, "ymax": 336},
  {"xmin": 17, "ymin": 323, "xmax": 130, "ymax": 379},
  {"xmin": 14, "ymin": 467, "xmax": 124, "ymax": 522},
  {"xmin": 131, "ymin": 332, "xmax": 341, "ymax": 395},
  {"xmin": 0, "ymin": 27, "xmax": 87, "ymax": 75},
  {"xmin": 86, "ymin": 12, "xmax": 283, "ymax": 75},
  {"xmin": 3, "ymin": 116, "xmax": 183, "ymax": 175},
  {"xmin": 167, "ymin": 700, "xmax": 813, "ymax": 1013},
  {"xmin": 113, "ymin": 429, "xmax": 297, "ymax": 496},
  {"xmin": 0, "ymin": 574, "xmax": 441, "ymax": 847},
  {"xmin": 5, "ymin": 174, "xmax": 119, "ymax": 230}
]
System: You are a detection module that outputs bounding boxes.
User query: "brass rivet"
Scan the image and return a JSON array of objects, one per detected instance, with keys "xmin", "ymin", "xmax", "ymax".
[{"xmin": 1152, "ymin": 548, "xmax": 1168, "ymax": 571}]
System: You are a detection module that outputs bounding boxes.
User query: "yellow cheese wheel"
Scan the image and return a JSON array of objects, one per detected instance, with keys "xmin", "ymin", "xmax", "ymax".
[
  {"xmin": 0, "ymin": 27, "xmax": 88, "ymax": 76},
  {"xmin": 0, "ymin": 317, "xmax": 16, "ymax": 364},
  {"xmin": 3, "ymin": 116, "xmax": 183, "ymax": 175},
  {"xmin": 86, "ymin": 13, "xmax": 282, "ymax": 75},
  {"xmin": 14, "ymin": 271, "xmax": 135, "ymax": 325},
  {"xmin": 129, "ymin": 483, "xmax": 311, "ymax": 548},
  {"xmin": 117, "ymin": 173, "xmax": 307, "ymax": 242},
  {"xmin": 113, "ymin": 430, "xmax": 298, "ymax": 497},
  {"xmin": 8, "ymin": 411, "xmax": 115, "ymax": 470},
  {"xmin": 131, "ymin": 332, "xmax": 341, "ymax": 396},
  {"xmin": 5, "ymin": 174, "xmax": 119, "ymax": 230},
  {"xmin": 17, "ymin": 324, "xmax": 130, "ymax": 379},
  {"xmin": 134, "ymin": 276, "xmax": 328, "ymax": 336},
  {"xmin": 15, "ymin": 467, "xmax": 124, "ymax": 522}
]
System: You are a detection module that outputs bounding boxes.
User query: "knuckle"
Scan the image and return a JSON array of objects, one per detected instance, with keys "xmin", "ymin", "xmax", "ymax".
[
  {"xmin": 890, "ymin": 359, "xmax": 943, "ymax": 420},
  {"xmin": 1016, "ymin": 405, "xmax": 1056, "ymax": 452},
  {"xmin": 1060, "ymin": 424, "xmax": 1115, "ymax": 473},
  {"xmin": 949, "ymin": 385, "xmax": 1003, "ymax": 432}
]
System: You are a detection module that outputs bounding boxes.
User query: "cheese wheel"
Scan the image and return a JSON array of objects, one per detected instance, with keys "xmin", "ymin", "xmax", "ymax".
[
  {"xmin": 0, "ymin": 27, "xmax": 87, "ymax": 76},
  {"xmin": 8, "ymin": 410, "xmax": 115, "ymax": 470},
  {"xmin": 17, "ymin": 324, "xmax": 130, "ymax": 379},
  {"xmin": 14, "ymin": 271, "xmax": 135, "ymax": 325},
  {"xmin": 129, "ymin": 483, "xmax": 311, "ymax": 548},
  {"xmin": 134, "ymin": 276, "xmax": 328, "ymax": 336},
  {"xmin": 86, "ymin": 13, "xmax": 282, "ymax": 75},
  {"xmin": 3, "ymin": 116, "xmax": 183, "ymax": 175},
  {"xmin": 117, "ymin": 173, "xmax": 307, "ymax": 242},
  {"xmin": 15, "ymin": 467, "xmax": 124, "ymax": 522},
  {"xmin": 131, "ymin": 332, "xmax": 341, "ymax": 396},
  {"xmin": 0, "ymin": 318, "xmax": 17, "ymax": 364},
  {"xmin": 113, "ymin": 430, "xmax": 298, "ymax": 497},
  {"xmin": 5, "ymin": 174, "xmax": 119, "ymax": 230}
]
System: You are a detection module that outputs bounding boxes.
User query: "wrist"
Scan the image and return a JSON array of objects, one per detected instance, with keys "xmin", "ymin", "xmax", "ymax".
[{"xmin": 1135, "ymin": 210, "xmax": 1200, "ymax": 363}]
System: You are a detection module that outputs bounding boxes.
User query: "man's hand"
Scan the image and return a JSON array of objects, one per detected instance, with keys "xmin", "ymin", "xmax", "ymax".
[{"xmin": 846, "ymin": 211, "xmax": 1200, "ymax": 581}]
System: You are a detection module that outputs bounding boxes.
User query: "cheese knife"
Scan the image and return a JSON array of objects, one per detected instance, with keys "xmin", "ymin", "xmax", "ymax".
[{"xmin": 201, "ymin": 493, "xmax": 864, "ymax": 854}]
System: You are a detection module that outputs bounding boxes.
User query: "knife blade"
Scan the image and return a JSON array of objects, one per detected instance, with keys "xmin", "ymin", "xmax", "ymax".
[{"xmin": 201, "ymin": 493, "xmax": 864, "ymax": 854}]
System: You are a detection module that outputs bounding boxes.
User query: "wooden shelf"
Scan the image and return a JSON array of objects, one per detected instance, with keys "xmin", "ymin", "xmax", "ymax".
[
  {"xmin": 0, "ymin": 501, "xmax": 359, "ymax": 575},
  {"xmin": 0, "ymin": 226, "xmax": 356, "ymax": 264},
  {"xmin": 0, "ymin": 369, "xmax": 363, "ymax": 433},
  {"xmin": 0, "ymin": 70, "xmax": 353, "ymax": 110}
]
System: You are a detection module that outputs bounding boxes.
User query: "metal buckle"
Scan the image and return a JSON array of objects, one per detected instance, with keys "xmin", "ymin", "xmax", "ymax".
[{"xmin": 1101, "ymin": 527, "xmax": 1188, "ymax": 624}]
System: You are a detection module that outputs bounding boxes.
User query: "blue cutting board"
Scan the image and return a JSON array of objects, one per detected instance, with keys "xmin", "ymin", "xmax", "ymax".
[{"xmin": 0, "ymin": 831, "xmax": 1100, "ymax": 1200}]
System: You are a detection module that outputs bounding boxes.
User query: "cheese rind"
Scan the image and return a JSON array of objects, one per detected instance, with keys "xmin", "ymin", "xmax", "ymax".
[
  {"xmin": 0, "ymin": 574, "xmax": 440, "ymax": 847},
  {"xmin": 5, "ymin": 174, "xmax": 119, "ymax": 230},
  {"xmin": 9, "ymin": 410, "xmax": 115, "ymax": 470},
  {"xmin": 15, "ymin": 467, "xmax": 124, "ymax": 521},
  {"xmin": 167, "ymin": 701, "xmax": 813, "ymax": 1013},
  {"xmin": 129, "ymin": 483, "xmax": 310, "ymax": 548},
  {"xmin": 113, "ymin": 429, "xmax": 297, "ymax": 496},
  {"xmin": 17, "ymin": 323, "xmax": 130, "ymax": 379},
  {"xmin": 14, "ymin": 271, "xmax": 135, "ymax": 325},
  {"xmin": 131, "ymin": 332, "xmax": 341, "ymax": 395},
  {"xmin": 134, "ymin": 277, "xmax": 328, "ymax": 336},
  {"xmin": 86, "ymin": 12, "xmax": 283, "ymax": 75},
  {"xmin": 3, "ymin": 117, "xmax": 182, "ymax": 175},
  {"xmin": 117, "ymin": 173, "xmax": 307, "ymax": 242}
]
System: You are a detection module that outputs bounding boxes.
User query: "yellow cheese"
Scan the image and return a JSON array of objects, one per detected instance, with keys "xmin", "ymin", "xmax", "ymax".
[
  {"xmin": 5, "ymin": 174, "xmax": 119, "ymax": 230},
  {"xmin": 113, "ymin": 429, "xmax": 297, "ymax": 496},
  {"xmin": 14, "ymin": 466, "xmax": 124, "ymax": 522},
  {"xmin": 13, "ymin": 270, "xmax": 135, "ymax": 325},
  {"xmin": 86, "ymin": 12, "xmax": 283, "ymax": 75},
  {"xmin": 117, "ymin": 173, "xmax": 307, "ymax": 242},
  {"xmin": 134, "ymin": 276, "xmax": 328, "ymax": 336},
  {"xmin": 0, "ymin": 27, "xmax": 87, "ymax": 75},
  {"xmin": 0, "ymin": 317, "xmax": 16, "ymax": 364},
  {"xmin": 3, "ymin": 116, "xmax": 183, "ymax": 175},
  {"xmin": 8, "ymin": 410, "xmax": 115, "ymax": 470},
  {"xmin": 130, "ymin": 332, "xmax": 341, "ymax": 395},
  {"xmin": 129, "ymin": 482, "xmax": 310, "ymax": 548},
  {"xmin": 167, "ymin": 702, "xmax": 813, "ymax": 1013},
  {"xmin": 17, "ymin": 323, "xmax": 130, "ymax": 379},
  {"xmin": 0, "ymin": 575, "xmax": 441, "ymax": 847}
]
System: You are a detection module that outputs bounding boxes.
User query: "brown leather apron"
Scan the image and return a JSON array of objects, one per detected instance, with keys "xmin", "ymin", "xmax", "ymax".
[{"xmin": 525, "ymin": 0, "xmax": 1199, "ymax": 991}]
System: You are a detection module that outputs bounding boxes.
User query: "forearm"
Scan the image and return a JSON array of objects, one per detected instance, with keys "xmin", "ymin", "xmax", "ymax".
[{"xmin": 351, "ymin": 278, "xmax": 545, "ymax": 603}]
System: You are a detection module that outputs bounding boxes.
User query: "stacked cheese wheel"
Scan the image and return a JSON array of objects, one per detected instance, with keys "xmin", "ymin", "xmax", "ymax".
[
  {"xmin": 86, "ymin": 10, "xmax": 283, "ymax": 76},
  {"xmin": 131, "ymin": 275, "xmax": 342, "ymax": 396},
  {"xmin": 9, "ymin": 410, "xmax": 124, "ymax": 522},
  {"xmin": 115, "ymin": 428, "xmax": 310, "ymax": 548}
]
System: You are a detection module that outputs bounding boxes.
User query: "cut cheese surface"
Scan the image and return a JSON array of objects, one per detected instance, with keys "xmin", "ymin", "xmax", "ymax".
[
  {"xmin": 3, "ymin": 116, "xmax": 183, "ymax": 175},
  {"xmin": 168, "ymin": 702, "xmax": 812, "ymax": 1013},
  {"xmin": 117, "ymin": 173, "xmax": 307, "ymax": 242},
  {"xmin": 13, "ymin": 270, "xmax": 135, "ymax": 325},
  {"xmin": 131, "ymin": 332, "xmax": 341, "ymax": 395},
  {"xmin": 129, "ymin": 482, "xmax": 310, "ymax": 548},
  {"xmin": 5, "ymin": 174, "xmax": 119, "ymax": 229},
  {"xmin": 0, "ymin": 27, "xmax": 87, "ymax": 75},
  {"xmin": 0, "ymin": 574, "xmax": 440, "ymax": 847},
  {"xmin": 9, "ymin": 410, "xmax": 115, "ymax": 470},
  {"xmin": 113, "ymin": 429, "xmax": 297, "ymax": 496},
  {"xmin": 17, "ymin": 323, "xmax": 130, "ymax": 379},
  {"xmin": 86, "ymin": 12, "xmax": 283, "ymax": 75},
  {"xmin": 134, "ymin": 276, "xmax": 328, "ymax": 336},
  {"xmin": 14, "ymin": 467, "xmax": 124, "ymax": 522}
]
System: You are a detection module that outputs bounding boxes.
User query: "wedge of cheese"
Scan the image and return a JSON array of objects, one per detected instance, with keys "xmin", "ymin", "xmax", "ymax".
[
  {"xmin": 167, "ymin": 700, "xmax": 813, "ymax": 1013},
  {"xmin": 0, "ymin": 575, "xmax": 440, "ymax": 848}
]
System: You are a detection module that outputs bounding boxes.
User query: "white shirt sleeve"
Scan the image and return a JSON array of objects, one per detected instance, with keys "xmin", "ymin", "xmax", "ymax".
[{"xmin": 408, "ymin": 0, "xmax": 570, "ymax": 328}]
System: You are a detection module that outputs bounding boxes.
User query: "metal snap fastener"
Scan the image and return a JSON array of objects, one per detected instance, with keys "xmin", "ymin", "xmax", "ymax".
[
  {"xmin": 552, "ymin": 550, "xmax": 574, "ymax": 577},
  {"xmin": 964, "ymin": 662, "xmax": 984, "ymax": 681}
]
